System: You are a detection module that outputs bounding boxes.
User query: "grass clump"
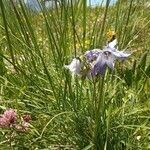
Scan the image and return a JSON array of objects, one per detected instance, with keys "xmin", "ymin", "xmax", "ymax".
[{"xmin": 0, "ymin": 0, "xmax": 149, "ymax": 149}]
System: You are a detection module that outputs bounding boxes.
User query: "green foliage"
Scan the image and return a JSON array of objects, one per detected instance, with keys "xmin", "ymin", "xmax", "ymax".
[{"xmin": 0, "ymin": 0, "xmax": 149, "ymax": 149}]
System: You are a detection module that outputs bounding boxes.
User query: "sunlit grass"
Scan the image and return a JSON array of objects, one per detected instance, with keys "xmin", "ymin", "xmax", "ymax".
[{"xmin": 0, "ymin": 0, "xmax": 149, "ymax": 149}]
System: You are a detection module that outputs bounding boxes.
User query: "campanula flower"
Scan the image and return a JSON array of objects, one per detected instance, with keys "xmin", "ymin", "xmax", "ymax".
[
  {"xmin": 64, "ymin": 58, "xmax": 82, "ymax": 76},
  {"xmin": 65, "ymin": 39, "xmax": 131, "ymax": 78},
  {"xmin": 104, "ymin": 39, "xmax": 131, "ymax": 60},
  {"xmin": 92, "ymin": 51, "xmax": 115, "ymax": 76},
  {"xmin": 92, "ymin": 39, "xmax": 131, "ymax": 76},
  {"xmin": 85, "ymin": 49, "xmax": 101, "ymax": 62}
]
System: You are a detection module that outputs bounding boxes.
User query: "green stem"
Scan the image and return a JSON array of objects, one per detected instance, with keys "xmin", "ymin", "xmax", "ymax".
[
  {"xmin": 82, "ymin": 0, "xmax": 87, "ymax": 52},
  {"xmin": 0, "ymin": 0, "xmax": 17, "ymax": 72},
  {"xmin": 94, "ymin": 76, "xmax": 105, "ymax": 150},
  {"xmin": 98, "ymin": 0, "xmax": 110, "ymax": 46},
  {"xmin": 70, "ymin": 0, "xmax": 77, "ymax": 57}
]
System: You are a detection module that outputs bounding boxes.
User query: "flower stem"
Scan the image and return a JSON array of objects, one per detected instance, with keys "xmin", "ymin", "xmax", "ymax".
[{"xmin": 94, "ymin": 76, "xmax": 105, "ymax": 149}]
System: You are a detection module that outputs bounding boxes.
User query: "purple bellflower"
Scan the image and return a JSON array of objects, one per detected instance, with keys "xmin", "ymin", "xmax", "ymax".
[
  {"xmin": 65, "ymin": 39, "xmax": 131, "ymax": 78},
  {"xmin": 64, "ymin": 58, "xmax": 83, "ymax": 76},
  {"xmin": 85, "ymin": 49, "xmax": 101, "ymax": 62},
  {"xmin": 92, "ymin": 39, "xmax": 131, "ymax": 76}
]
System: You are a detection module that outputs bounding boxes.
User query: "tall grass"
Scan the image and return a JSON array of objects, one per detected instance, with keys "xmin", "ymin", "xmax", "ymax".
[{"xmin": 0, "ymin": 0, "xmax": 149, "ymax": 149}]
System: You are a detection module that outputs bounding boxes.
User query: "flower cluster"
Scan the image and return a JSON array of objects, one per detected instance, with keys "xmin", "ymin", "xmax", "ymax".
[
  {"xmin": 0, "ymin": 109, "xmax": 17, "ymax": 128},
  {"xmin": 0, "ymin": 109, "xmax": 31, "ymax": 132},
  {"xmin": 15, "ymin": 114, "xmax": 32, "ymax": 132},
  {"xmin": 65, "ymin": 39, "xmax": 131, "ymax": 78}
]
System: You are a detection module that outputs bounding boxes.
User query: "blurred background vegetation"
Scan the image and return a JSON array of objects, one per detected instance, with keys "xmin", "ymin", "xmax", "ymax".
[{"xmin": 0, "ymin": 0, "xmax": 149, "ymax": 149}]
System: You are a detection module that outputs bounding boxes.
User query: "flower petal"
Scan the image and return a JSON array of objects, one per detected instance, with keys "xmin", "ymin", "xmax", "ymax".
[
  {"xmin": 111, "ymin": 50, "xmax": 131, "ymax": 60},
  {"xmin": 105, "ymin": 55, "xmax": 115, "ymax": 70},
  {"xmin": 64, "ymin": 58, "xmax": 82, "ymax": 75},
  {"xmin": 108, "ymin": 39, "xmax": 117, "ymax": 49},
  {"xmin": 92, "ymin": 53, "xmax": 107, "ymax": 76},
  {"xmin": 85, "ymin": 49, "xmax": 101, "ymax": 62},
  {"xmin": 92, "ymin": 62, "xmax": 107, "ymax": 76}
]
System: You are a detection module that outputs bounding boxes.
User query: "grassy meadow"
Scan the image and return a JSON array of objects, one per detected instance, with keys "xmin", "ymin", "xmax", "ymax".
[{"xmin": 0, "ymin": 0, "xmax": 149, "ymax": 149}]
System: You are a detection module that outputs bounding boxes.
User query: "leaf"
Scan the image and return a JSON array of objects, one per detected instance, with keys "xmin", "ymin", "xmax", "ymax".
[
  {"xmin": 82, "ymin": 143, "xmax": 94, "ymax": 150},
  {"xmin": 124, "ymin": 69, "xmax": 133, "ymax": 86},
  {"xmin": 145, "ymin": 64, "xmax": 150, "ymax": 78},
  {"xmin": 137, "ymin": 52, "xmax": 147, "ymax": 70},
  {"xmin": 136, "ymin": 52, "xmax": 148, "ymax": 81}
]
